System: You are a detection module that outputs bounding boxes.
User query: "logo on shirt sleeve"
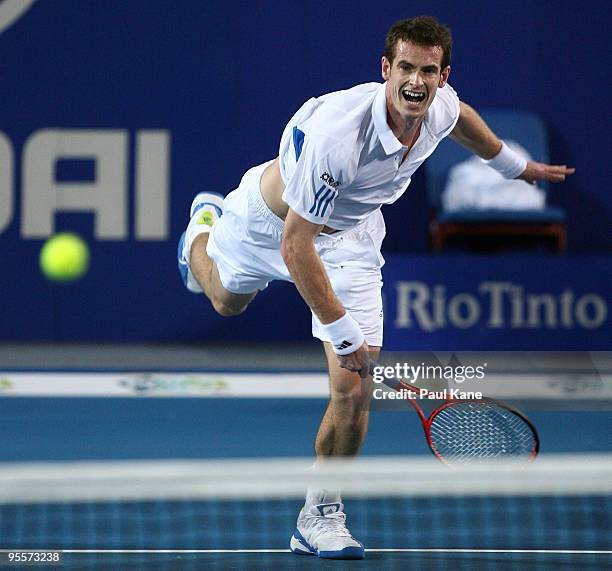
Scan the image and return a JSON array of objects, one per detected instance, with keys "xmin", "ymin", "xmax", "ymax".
[
  {"xmin": 320, "ymin": 172, "xmax": 341, "ymax": 188},
  {"xmin": 308, "ymin": 172, "xmax": 341, "ymax": 218},
  {"xmin": 309, "ymin": 185, "xmax": 337, "ymax": 217}
]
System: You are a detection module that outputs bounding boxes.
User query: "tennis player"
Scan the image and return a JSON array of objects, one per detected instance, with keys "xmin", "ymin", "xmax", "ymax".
[{"xmin": 177, "ymin": 16, "xmax": 574, "ymax": 559}]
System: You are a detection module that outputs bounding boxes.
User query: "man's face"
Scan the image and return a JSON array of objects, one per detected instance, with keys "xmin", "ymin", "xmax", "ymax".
[{"xmin": 381, "ymin": 40, "xmax": 450, "ymax": 121}]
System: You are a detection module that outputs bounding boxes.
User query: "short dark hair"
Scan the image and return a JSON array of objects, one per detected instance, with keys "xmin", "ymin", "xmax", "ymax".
[{"xmin": 384, "ymin": 16, "xmax": 452, "ymax": 70}]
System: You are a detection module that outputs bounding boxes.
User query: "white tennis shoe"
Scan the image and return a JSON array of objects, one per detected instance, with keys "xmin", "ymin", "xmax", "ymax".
[
  {"xmin": 177, "ymin": 192, "xmax": 224, "ymax": 293},
  {"xmin": 290, "ymin": 501, "xmax": 365, "ymax": 559}
]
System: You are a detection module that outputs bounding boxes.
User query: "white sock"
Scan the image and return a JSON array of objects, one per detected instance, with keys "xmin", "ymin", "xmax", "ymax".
[
  {"xmin": 304, "ymin": 461, "xmax": 341, "ymax": 506},
  {"xmin": 306, "ymin": 488, "xmax": 341, "ymax": 506}
]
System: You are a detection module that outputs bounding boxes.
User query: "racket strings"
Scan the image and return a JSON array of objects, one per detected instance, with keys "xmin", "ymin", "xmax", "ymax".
[{"xmin": 428, "ymin": 402, "xmax": 536, "ymax": 464}]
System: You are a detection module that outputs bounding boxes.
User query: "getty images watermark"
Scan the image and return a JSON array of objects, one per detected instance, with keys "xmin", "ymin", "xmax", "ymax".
[{"xmin": 370, "ymin": 361, "xmax": 487, "ymax": 400}]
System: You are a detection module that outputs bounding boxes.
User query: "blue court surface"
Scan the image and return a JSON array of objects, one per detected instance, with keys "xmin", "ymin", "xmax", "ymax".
[{"xmin": 0, "ymin": 356, "xmax": 611, "ymax": 570}]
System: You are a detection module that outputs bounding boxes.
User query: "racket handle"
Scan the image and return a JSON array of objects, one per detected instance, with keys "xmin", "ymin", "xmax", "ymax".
[{"xmin": 367, "ymin": 360, "xmax": 403, "ymax": 391}]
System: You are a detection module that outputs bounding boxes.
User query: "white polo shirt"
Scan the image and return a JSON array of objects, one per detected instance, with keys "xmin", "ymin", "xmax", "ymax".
[{"xmin": 279, "ymin": 81, "xmax": 460, "ymax": 230}]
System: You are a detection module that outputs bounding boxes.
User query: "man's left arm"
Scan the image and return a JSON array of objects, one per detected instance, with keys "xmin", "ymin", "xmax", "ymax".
[{"xmin": 450, "ymin": 101, "xmax": 575, "ymax": 183}]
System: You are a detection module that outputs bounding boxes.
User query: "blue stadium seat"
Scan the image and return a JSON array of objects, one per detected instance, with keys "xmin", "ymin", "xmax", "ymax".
[{"xmin": 425, "ymin": 110, "xmax": 567, "ymax": 252}]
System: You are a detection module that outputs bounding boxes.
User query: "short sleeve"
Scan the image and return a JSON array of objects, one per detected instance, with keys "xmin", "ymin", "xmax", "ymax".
[
  {"xmin": 429, "ymin": 83, "xmax": 461, "ymax": 139},
  {"xmin": 281, "ymin": 130, "xmax": 349, "ymax": 226}
]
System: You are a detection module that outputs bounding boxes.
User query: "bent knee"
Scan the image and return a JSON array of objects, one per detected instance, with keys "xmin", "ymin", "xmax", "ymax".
[{"xmin": 211, "ymin": 299, "xmax": 248, "ymax": 317}]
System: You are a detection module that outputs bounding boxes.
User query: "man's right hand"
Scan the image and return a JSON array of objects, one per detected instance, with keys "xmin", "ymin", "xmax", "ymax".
[{"xmin": 338, "ymin": 341, "xmax": 371, "ymax": 376}]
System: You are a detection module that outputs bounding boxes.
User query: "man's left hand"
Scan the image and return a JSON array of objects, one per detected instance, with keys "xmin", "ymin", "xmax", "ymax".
[{"xmin": 517, "ymin": 162, "xmax": 575, "ymax": 184}]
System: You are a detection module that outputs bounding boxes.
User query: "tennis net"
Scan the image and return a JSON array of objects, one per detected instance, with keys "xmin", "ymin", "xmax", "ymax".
[{"xmin": 0, "ymin": 455, "xmax": 610, "ymax": 551}]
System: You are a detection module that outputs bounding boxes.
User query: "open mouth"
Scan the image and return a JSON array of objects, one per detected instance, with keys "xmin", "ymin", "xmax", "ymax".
[{"xmin": 401, "ymin": 89, "xmax": 426, "ymax": 104}]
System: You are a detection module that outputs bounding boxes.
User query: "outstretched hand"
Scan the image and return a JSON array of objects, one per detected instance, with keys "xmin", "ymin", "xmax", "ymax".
[{"xmin": 517, "ymin": 162, "xmax": 575, "ymax": 184}]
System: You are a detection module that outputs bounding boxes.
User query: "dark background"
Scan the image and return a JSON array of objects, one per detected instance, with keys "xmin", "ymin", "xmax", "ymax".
[{"xmin": 0, "ymin": 0, "xmax": 610, "ymax": 346}]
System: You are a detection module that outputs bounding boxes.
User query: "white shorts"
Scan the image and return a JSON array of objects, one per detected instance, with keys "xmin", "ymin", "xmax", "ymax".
[{"xmin": 207, "ymin": 162, "xmax": 386, "ymax": 346}]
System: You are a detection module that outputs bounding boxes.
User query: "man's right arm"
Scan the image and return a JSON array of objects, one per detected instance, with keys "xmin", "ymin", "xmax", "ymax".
[{"xmin": 281, "ymin": 208, "xmax": 369, "ymax": 372}]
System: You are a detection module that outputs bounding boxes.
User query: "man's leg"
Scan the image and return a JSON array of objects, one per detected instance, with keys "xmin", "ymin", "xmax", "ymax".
[
  {"xmin": 189, "ymin": 232, "xmax": 256, "ymax": 317},
  {"xmin": 315, "ymin": 342, "xmax": 380, "ymax": 457},
  {"xmin": 179, "ymin": 192, "xmax": 256, "ymax": 317},
  {"xmin": 290, "ymin": 342, "xmax": 379, "ymax": 560}
]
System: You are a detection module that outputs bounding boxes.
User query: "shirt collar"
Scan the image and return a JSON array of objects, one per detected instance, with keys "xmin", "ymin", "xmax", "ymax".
[{"xmin": 372, "ymin": 82, "xmax": 405, "ymax": 155}]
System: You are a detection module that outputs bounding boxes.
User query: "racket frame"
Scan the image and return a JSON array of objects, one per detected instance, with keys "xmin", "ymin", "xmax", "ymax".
[{"xmin": 376, "ymin": 366, "xmax": 540, "ymax": 465}]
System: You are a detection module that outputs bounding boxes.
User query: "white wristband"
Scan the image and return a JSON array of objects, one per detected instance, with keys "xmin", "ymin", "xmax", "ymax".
[
  {"xmin": 320, "ymin": 312, "xmax": 365, "ymax": 355},
  {"xmin": 483, "ymin": 141, "xmax": 527, "ymax": 179}
]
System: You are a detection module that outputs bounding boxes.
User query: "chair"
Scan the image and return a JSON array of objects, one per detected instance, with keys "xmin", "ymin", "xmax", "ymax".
[{"xmin": 425, "ymin": 110, "xmax": 567, "ymax": 252}]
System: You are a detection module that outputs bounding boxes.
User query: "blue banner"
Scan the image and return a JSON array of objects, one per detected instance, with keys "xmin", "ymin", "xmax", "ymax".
[
  {"xmin": 0, "ymin": 1, "xmax": 610, "ymax": 349},
  {"xmin": 382, "ymin": 255, "xmax": 611, "ymax": 350}
]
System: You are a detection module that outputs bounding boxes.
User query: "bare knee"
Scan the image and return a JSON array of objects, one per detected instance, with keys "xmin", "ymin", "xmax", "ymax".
[
  {"xmin": 324, "ymin": 343, "xmax": 379, "ymax": 418},
  {"xmin": 211, "ymin": 298, "xmax": 248, "ymax": 317},
  {"xmin": 331, "ymin": 375, "xmax": 369, "ymax": 415},
  {"xmin": 332, "ymin": 380, "xmax": 363, "ymax": 403}
]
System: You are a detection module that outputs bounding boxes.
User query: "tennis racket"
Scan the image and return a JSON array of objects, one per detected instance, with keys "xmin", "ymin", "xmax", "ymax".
[{"xmin": 369, "ymin": 361, "xmax": 539, "ymax": 466}]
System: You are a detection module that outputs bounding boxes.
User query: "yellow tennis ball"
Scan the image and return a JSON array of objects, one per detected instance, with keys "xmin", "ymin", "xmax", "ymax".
[{"xmin": 39, "ymin": 233, "xmax": 90, "ymax": 282}]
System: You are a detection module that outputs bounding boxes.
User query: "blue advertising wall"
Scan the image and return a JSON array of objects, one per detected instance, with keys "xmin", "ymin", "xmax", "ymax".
[{"xmin": 0, "ymin": 0, "xmax": 610, "ymax": 349}]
